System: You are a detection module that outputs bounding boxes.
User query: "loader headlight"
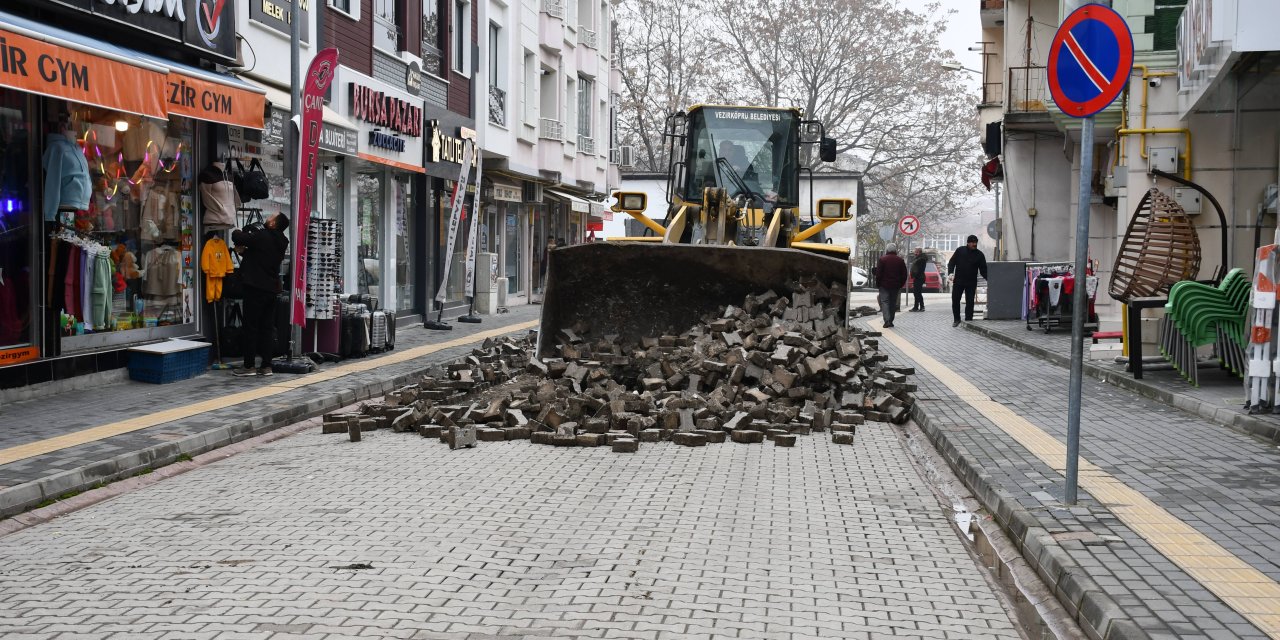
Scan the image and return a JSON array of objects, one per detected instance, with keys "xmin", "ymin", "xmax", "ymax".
[
  {"xmin": 612, "ymin": 191, "xmax": 647, "ymax": 211},
  {"xmin": 817, "ymin": 198, "xmax": 851, "ymax": 220}
]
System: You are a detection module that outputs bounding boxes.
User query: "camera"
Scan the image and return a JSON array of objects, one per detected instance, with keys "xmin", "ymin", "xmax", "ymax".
[{"xmin": 1148, "ymin": 77, "xmax": 1162, "ymax": 88}]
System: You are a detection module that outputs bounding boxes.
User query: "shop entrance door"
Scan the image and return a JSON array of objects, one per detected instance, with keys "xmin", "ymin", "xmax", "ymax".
[{"xmin": 503, "ymin": 205, "xmax": 526, "ymax": 304}]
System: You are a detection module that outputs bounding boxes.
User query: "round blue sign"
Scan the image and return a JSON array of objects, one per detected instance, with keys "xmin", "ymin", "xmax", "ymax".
[{"xmin": 1047, "ymin": 4, "xmax": 1134, "ymax": 118}]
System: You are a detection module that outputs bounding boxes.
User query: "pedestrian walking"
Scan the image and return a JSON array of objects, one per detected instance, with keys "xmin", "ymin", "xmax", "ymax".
[
  {"xmin": 231, "ymin": 213, "xmax": 289, "ymax": 377},
  {"xmin": 947, "ymin": 234, "xmax": 988, "ymax": 327},
  {"xmin": 875, "ymin": 243, "xmax": 908, "ymax": 328},
  {"xmin": 909, "ymin": 247, "xmax": 928, "ymax": 312}
]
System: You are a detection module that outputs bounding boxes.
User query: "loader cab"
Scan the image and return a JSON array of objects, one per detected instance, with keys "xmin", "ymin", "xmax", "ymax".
[{"xmin": 680, "ymin": 106, "xmax": 801, "ymax": 209}]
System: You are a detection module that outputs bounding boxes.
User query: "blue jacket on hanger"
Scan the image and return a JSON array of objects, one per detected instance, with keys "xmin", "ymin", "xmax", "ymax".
[{"xmin": 42, "ymin": 133, "xmax": 92, "ymax": 222}]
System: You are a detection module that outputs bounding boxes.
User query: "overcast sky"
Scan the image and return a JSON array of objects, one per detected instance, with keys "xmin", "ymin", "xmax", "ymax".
[{"xmin": 933, "ymin": 0, "xmax": 985, "ymax": 89}]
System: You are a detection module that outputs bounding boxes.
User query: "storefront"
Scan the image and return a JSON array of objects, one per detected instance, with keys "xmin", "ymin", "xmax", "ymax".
[
  {"xmin": 331, "ymin": 66, "xmax": 427, "ymax": 318},
  {"xmin": 483, "ymin": 176, "xmax": 528, "ymax": 305},
  {"xmin": 0, "ymin": 5, "xmax": 264, "ymax": 387}
]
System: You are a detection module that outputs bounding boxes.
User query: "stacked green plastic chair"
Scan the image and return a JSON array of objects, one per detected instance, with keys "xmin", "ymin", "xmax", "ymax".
[{"xmin": 1158, "ymin": 268, "xmax": 1250, "ymax": 386}]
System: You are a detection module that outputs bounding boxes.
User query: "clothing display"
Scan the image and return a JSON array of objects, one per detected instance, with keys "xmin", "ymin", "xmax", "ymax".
[
  {"xmin": 141, "ymin": 245, "xmax": 182, "ymax": 306},
  {"xmin": 41, "ymin": 132, "xmax": 91, "ymax": 222},
  {"xmin": 200, "ymin": 236, "xmax": 235, "ymax": 302},
  {"xmin": 1023, "ymin": 262, "xmax": 1099, "ymax": 331},
  {"xmin": 0, "ymin": 226, "xmax": 29, "ymax": 346},
  {"xmin": 199, "ymin": 162, "xmax": 240, "ymax": 229},
  {"xmin": 306, "ymin": 219, "xmax": 342, "ymax": 320},
  {"xmin": 48, "ymin": 228, "xmax": 116, "ymax": 331}
]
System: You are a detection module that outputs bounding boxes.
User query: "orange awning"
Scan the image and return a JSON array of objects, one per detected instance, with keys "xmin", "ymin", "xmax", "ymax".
[
  {"xmin": 0, "ymin": 10, "xmax": 264, "ymax": 128},
  {"xmin": 0, "ymin": 23, "xmax": 168, "ymax": 119}
]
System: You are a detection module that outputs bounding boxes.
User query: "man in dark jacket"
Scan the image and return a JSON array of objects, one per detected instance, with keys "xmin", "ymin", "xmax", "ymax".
[
  {"xmin": 231, "ymin": 213, "xmax": 290, "ymax": 376},
  {"xmin": 947, "ymin": 234, "xmax": 988, "ymax": 327},
  {"xmin": 875, "ymin": 243, "xmax": 909, "ymax": 328},
  {"xmin": 909, "ymin": 247, "xmax": 928, "ymax": 312}
]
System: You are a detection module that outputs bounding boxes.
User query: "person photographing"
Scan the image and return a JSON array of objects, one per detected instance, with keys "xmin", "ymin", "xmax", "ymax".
[{"xmin": 232, "ymin": 213, "xmax": 290, "ymax": 377}]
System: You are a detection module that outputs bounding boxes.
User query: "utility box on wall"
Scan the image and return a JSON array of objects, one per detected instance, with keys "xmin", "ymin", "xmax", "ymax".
[
  {"xmin": 1149, "ymin": 147, "xmax": 1178, "ymax": 175},
  {"xmin": 1173, "ymin": 187, "xmax": 1202, "ymax": 214}
]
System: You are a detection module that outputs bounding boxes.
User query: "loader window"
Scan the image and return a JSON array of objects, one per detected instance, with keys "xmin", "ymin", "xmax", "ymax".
[{"xmin": 682, "ymin": 107, "xmax": 799, "ymax": 207}]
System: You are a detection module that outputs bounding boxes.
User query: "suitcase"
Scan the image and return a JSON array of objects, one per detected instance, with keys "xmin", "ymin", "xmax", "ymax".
[
  {"xmin": 369, "ymin": 310, "xmax": 388, "ymax": 354},
  {"xmin": 384, "ymin": 311, "xmax": 396, "ymax": 351},
  {"xmin": 339, "ymin": 304, "xmax": 368, "ymax": 358},
  {"xmin": 349, "ymin": 293, "xmax": 379, "ymax": 311},
  {"xmin": 272, "ymin": 292, "xmax": 292, "ymax": 356}
]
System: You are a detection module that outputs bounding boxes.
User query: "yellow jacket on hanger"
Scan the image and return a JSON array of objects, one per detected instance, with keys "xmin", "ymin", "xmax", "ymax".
[{"xmin": 200, "ymin": 236, "xmax": 236, "ymax": 302}]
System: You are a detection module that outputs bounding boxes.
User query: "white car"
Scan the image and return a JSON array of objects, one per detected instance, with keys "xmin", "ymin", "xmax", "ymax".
[{"xmin": 850, "ymin": 266, "xmax": 869, "ymax": 288}]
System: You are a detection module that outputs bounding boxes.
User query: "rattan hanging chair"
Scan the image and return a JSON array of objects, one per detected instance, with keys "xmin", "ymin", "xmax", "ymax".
[{"xmin": 1109, "ymin": 187, "xmax": 1202, "ymax": 303}]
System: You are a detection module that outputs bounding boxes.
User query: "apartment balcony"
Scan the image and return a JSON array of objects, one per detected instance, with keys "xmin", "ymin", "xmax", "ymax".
[
  {"xmin": 980, "ymin": 81, "xmax": 1003, "ymax": 107},
  {"xmin": 488, "ymin": 86, "xmax": 507, "ymax": 127},
  {"xmin": 543, "ymin": 0, "xmax": 564, "ymax": 19},
  {"xmin": 580, "ymin": 28, "xmax": 598, "ymax": 49},
  {"xmin": 539, "ymin": 118, "xmax": 563, "ymax": 141},
  {"xmin": 980, "ymin": 0, "xmax": 1004, "ymax": 29},
  {"xmin": 1004, "ymin": 65, "xmax": 1053, "ymax": 130},
  {"xmin": 539, "ymin": 5, "xmax": 564, "ymax": 52},
  {"xmin": 578, "ymin": 135, "xmax": 595, "ymax": 155}
]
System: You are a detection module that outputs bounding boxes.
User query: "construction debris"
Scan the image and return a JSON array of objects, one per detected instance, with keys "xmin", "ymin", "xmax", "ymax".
[{"xmin": 322, "ymin": 279, "xmax": 915, "ymax": 453}]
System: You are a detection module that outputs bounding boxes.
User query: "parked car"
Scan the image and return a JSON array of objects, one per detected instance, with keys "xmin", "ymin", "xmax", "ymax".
[
  {"xmin": 851, "ymin": 266, "xmax": 869, "ymax": 288},
  {"xmin": 908, "ymin": 261, "xmax": 944, "ymax": 293}
]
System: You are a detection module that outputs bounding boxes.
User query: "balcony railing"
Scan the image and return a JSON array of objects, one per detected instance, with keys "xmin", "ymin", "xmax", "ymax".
[
  {"xmin": 488, "ymin": 86, "xmax": 507, "ymax": 127},
  {"xmin": 543, "ymin": 0, "xmax": 564, "ymax": 19},
  {"xmin": 1007, "ymin": 66, "xmax": 1049, "ymax": 113},
  {"xmin": 578, "ymin": 135, "xmax": 595, "ymax": 155},
  {"xmin": 580, "ymin": 28, "xmax": 598, "ymax": 49},
  {"xmin": 540, "ymin": 118, "xmax": 563, "ymax": 140},
  {"xmin": 609, "ymin": 147, "xmax": 620, "ymax": 164},
  {"xmin": 980, "ymin": 81, "xmax": 1003, "ymax": 106}
]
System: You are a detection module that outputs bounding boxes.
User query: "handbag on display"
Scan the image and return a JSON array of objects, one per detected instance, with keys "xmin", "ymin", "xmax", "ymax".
[
  {"xmin": 220, "ymin": 303, "xmax": 244, "ymax": 358},
  {"xmin": 231, "ymin": 158, "xmax": 270, "ymax": 202}
]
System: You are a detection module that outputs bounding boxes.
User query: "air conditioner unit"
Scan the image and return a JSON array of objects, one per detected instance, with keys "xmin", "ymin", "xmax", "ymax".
[
  {"xmin": 522, "ymin": 181, "xmax": 544, "ymax": 203},
  {"xmin": 620, "ymin": 146, "xmax": 636, "ymax": 167}
]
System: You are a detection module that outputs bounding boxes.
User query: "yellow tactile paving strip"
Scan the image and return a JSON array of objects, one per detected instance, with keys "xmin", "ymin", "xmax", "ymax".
[
  {"xmin": 0, "ymin": 320, "xmax": 539, "ymax": 468},
  {"xmin": 872, "ymin": 320, "xmax": 1280, "ymax": 638}
]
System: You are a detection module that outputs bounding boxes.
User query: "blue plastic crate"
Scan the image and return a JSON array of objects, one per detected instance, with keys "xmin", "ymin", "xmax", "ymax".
[{"xmin": 128, "ymin": 340, "xmax": 210, "ymax": 384}]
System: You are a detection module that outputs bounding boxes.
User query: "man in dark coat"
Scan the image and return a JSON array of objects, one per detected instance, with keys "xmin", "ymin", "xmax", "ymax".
[
  {"xmin": 909, "ymin": 247, "xmax": 928, "ymax": 312},
  {"xmin": 947, "ymin": 234, "xmax": 988, "ymax": 327},
  {"xmin": 875, "ymin": 243, "xmax": 909, "ymax": 328},
  {"xmin": 232, "ymin": 213, "xmax": 290, "ymax": 376}
]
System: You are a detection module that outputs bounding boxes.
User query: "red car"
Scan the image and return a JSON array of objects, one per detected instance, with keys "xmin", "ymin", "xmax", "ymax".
[{"xmin": 907, "ymin": 261, "xmax": 944, "ymax": 293}]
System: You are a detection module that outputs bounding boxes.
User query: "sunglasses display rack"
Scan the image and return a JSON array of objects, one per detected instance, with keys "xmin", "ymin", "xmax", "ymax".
[{"xmin": 306, "ymin": 219, "xmax": 342, "ymax": 320}]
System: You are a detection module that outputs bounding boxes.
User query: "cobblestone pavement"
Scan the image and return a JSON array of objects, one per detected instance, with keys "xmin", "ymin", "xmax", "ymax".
[
  {"xmin": 0, "ymin": 410, "xmax": 1024, "ymax": 639},
  {"xmin": 0, "ymin": 306, "xmax": 541, "ymax": 493},
  {"xmin": 857, "ymin": 292, "xmax": 1280, "ymax": 639}
]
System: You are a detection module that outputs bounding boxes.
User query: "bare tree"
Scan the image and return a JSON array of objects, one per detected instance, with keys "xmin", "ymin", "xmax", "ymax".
[{"xmin": 614, "ymin": 0, "xmax": 720, "ymax": 171}]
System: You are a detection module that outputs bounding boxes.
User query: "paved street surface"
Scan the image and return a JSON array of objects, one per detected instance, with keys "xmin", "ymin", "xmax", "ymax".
[
  {"xmin": 0, "ymin": 412, "xmax": 1023, "ymax": 638},
  {"xmin": 860, "ymin": 292, "xmax": 1280, "ymax": 639}
]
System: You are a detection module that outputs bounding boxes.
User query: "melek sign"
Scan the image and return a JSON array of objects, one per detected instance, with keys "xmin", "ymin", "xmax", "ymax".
[{"xmin": 350, "ymin": 84, "xmax": 422, "ymax": 137}]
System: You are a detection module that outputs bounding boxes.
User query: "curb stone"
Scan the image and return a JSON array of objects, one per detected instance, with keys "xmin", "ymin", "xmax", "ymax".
[
  {"xmin": 912, "ymin": 402, "xmax": 1150, "ymax": 640},
  {"xmin": 963, "ymin": 322, "xmax": 1280, "ymax": 444},
  {"xmin": 0, "ymin": 329, "xmax": 530, "ymax": 518}
]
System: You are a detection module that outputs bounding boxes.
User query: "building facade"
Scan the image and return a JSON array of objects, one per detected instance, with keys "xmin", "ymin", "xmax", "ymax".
[
  {"xmin": 477, "ymin": 0, "xmax": 621, "ymax": 305},
  {"xmin": 0, "ymin": 0, "xmax": 266, "ymax": 390},
  {"xmin": 977, "ymin": 0, "xmax": 1280, "ymax": 317}
]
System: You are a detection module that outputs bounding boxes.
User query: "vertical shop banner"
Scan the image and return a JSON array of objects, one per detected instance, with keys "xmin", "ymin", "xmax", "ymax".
[
  {"xmin": 463, "ymin": 153, "xmax": 485, "ymax": 298},
  {"xmin": 291, "ymin": 47, "xmax": 340, "ymax": 325},
  {"xmin": 434, "ymin": 140, "xmax": 476, "ymax": 304}
]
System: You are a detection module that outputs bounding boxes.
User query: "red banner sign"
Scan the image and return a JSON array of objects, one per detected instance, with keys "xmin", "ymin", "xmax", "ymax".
[{"xmin": 292, "ymin": 47, "xmax": 339, "ymax": 326}]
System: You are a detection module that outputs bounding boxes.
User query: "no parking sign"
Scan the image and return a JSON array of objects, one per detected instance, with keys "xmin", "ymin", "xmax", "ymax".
[{"xmin": 1047, "ymin": 3, "xmax": 1134, "ymax": 118}]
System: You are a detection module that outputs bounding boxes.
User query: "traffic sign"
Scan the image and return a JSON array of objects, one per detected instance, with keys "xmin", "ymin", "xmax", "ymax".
[
  {"xmin": 987, "ymin": 219, "xmax": 1001, "ymax": 240},
  {"xmin": 898, "ymin": 215, "xmax": 920, "ymax": 236},
  {"xmin": 1047, "ymin": 4, "xmax": 1133, "ymax": 118}
]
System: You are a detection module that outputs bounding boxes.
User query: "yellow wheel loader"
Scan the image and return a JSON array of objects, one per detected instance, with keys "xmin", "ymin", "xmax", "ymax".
[{"xmin": 538, "ymin": 104, "xmax": 858, "ymax": 355}]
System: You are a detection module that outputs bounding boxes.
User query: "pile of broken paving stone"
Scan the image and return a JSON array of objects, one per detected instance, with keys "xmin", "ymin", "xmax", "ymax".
[{"xmin": 322, "ymin": 281, "xmax": 916, "ymax": 453}]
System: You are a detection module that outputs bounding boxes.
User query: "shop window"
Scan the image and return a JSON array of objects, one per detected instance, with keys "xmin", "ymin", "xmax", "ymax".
[
  {"xmin": 0, "ymin": 92, "xmax": 32, "ymax": 356},
  {"xmin": 393, "ymin": 176, "xmax": 416, "ymax": 312},
  {"xmin": 49, "ymin": 106, "xmax": 197, "ymax": 347}
]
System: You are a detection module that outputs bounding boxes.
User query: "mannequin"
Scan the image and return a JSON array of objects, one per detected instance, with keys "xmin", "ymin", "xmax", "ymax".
[{"xmin": 41, "ymin": 107, "xmax": 91, "ymax": 224}]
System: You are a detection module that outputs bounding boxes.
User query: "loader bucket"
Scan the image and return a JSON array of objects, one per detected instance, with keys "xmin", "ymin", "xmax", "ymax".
[{"xmin": 537, "ymin": 242, "xmax": 851, "ymax": 357}]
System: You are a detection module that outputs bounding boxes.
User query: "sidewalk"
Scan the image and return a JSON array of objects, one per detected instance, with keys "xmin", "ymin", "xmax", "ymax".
[
  {"xmin": 0, "ymin": 306, "xmax": 541, "ymax": 518},
  {"xmin": 967, "ymin": 318, "xmax": 1280, "ymax": 443},
  {"xmin": 856, "ymin": 297, "xmax": 1280, "ymax": 640}
]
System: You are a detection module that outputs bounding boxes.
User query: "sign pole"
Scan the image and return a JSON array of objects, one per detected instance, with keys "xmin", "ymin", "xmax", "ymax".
[
  {"xmin": 1046, "ymin": 2, "xmax": 1132, "ymax": 506},
  {"xmin": 288, "ymin": 2, "xmax": 302, "ymax": 361},
  {"xmin": 1065, "ymin": 117, "xmax": 1093, "ymax": 504}
]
